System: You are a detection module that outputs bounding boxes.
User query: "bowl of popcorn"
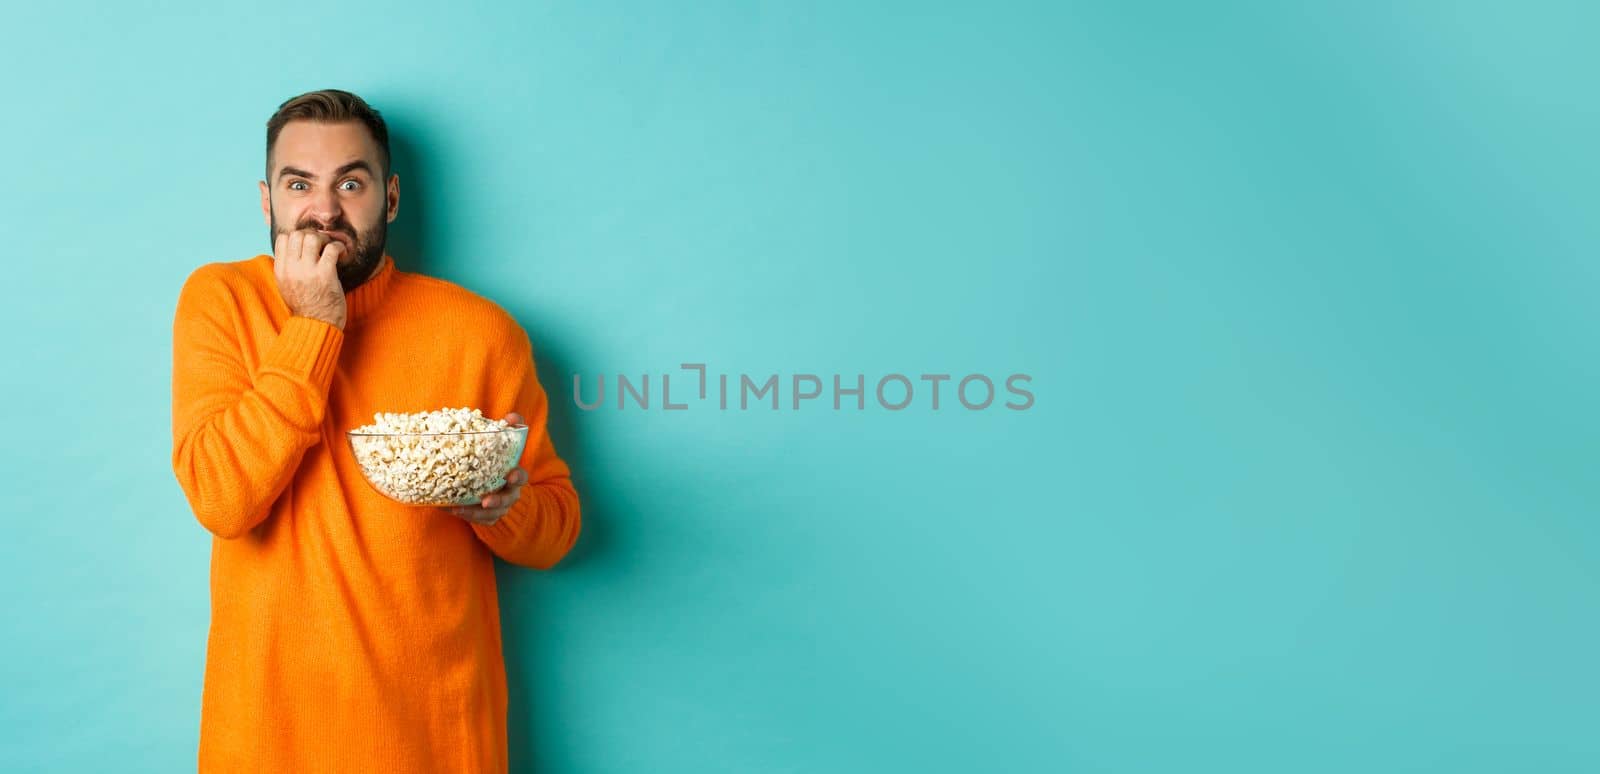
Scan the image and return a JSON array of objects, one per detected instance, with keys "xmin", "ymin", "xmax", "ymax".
[{"xmin": 346, "ymin": 407, "xmax": 528, "ymax": 507}]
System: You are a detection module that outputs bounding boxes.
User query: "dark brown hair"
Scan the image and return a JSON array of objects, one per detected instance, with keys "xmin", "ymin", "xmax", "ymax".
[{"xmin": 265, "ymin": 89, "xmax": 391, "ymax": 180}]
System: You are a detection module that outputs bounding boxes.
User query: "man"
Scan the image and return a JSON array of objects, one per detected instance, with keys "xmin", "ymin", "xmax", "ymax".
[{"xmin": 169, "ymin": 89, "xmax": 581, "ymax": 772}]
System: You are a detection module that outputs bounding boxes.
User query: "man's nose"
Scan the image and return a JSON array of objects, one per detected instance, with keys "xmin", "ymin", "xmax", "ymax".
[{"xmin": 307, "ymin": 187, "xmax": 343, "ymax": 223}]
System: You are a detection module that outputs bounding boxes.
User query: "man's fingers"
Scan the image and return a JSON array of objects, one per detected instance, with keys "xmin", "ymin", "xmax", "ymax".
[
  {"xmin": 504, "ymin": 412, "xmax": 524, "ymax": 426},
  {"xmin": 444, "ymin": 505, "xmax": 505, "ymax": 526},
  {"xmin": 481, "ymin": 485, "xmax": 522, "ymax": 510},
  {"xmin": 299, "ymin": 230, "xmax": 328, "ymax": 264},
  {"xmin": 490, "ymin": 470, "xmax": 527, "ymax": 502},
  {"xmin": 320, "ymin": 240, "xmax": 345, "ymax": 268},
  {"xmin": 440, "ymin": 471, "xmax": 528, "ymax": 524}
]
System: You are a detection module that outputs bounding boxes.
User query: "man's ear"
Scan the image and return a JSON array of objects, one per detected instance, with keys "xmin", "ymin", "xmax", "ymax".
[
  {"xmin": 387, "ymin": 174, "xmax": 401, "ymax": 223},
  {"xmin": 259, "ymin": 180, "xmax": 271, "ymax": 227}
]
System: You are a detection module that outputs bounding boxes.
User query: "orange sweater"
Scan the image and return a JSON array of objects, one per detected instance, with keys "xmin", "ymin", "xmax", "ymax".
[{"xmin": 169, "ymin": 253, "xmax": 581, "ymax": 772}]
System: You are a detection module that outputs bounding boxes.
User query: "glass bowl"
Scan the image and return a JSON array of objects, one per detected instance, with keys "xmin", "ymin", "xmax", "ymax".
[{"xmin": 346, "ymin": 424, "xmax": 529, "ymax": 507}]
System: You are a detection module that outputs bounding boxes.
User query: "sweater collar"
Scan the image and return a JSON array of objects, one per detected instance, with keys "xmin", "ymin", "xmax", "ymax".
[{"xmin": 346, "ymin": 253, "xmax": 396, "ymax": 323}]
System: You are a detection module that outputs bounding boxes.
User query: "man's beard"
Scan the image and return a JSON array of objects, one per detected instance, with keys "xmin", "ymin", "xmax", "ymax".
[{"xmin": 269, "ymin": 210, "xmax": 388, "ymax": 294}]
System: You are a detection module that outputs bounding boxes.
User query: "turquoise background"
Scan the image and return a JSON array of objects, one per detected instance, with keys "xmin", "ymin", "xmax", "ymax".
[{"xmin": 2, "ymin": 1, "xmax": 1596, "ymax": 771}]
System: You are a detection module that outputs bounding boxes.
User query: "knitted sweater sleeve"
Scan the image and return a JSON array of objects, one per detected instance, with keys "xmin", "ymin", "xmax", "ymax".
[
  {"xmin": 472, "ymin": 324, "xmax": 582, "ymax": 569},
  {"xmin": 170, "ymin": 266, "xmax": 344, "ymax": 539}
]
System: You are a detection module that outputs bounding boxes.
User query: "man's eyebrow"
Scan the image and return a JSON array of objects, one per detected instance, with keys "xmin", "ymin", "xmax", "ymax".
[{"xmin": 277, "ymin": 160, "xmax": 375, "ymax": 181}]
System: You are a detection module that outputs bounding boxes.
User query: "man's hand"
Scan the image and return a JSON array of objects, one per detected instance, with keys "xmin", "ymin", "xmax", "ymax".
[
  {"xmin": 273, "ymin": 228, "xmax": 347, "ymax": 330},
  {"xmin": 442, "ymin": 413, "xmax": 529, "ymax": 527}
]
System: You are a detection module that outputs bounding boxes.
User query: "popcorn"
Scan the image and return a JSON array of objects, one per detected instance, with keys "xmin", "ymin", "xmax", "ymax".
[{"xmin": 347, "ymin": 407, "xmax": 526, "ymax": 506}]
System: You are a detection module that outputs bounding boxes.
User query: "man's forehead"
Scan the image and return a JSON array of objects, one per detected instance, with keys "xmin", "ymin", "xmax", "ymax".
[{"xmin": 271, "ymin": 121, "xmax": 380, "ymax": 171}]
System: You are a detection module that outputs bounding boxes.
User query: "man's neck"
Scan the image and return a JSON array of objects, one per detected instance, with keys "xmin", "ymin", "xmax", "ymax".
[{"xmin": 343, "ymin": 256, "xmax": 386, "ymax": 294}]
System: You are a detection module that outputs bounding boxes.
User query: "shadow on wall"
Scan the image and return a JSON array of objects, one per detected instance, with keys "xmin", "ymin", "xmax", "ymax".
[
  {"xmin": 386, "ymin": 111, "xmax": 619, "ymax": 773},
  {"xmin": 384, "ymin": 120, "xmax": 435, "ymax": 278}
]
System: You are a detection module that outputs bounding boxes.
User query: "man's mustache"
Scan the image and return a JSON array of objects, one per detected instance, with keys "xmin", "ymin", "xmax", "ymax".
[{"xmin": 297, "ymin": 223, "xmax": 356, "ymax": 237}]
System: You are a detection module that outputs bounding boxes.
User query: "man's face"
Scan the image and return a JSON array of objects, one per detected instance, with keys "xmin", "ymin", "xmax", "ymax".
[{"xmin": 259, "ymin": 120, "xmax": 399, "ymax": 293}]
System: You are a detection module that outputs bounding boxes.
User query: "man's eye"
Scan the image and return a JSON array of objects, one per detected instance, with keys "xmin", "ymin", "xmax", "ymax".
[
  {"xmin": 340, "ymin": 180, "xmax": 361, "ymax": 191},
  {"xmin": 288, "ymin": 181, "xmax": 307, "ymax": 191}
]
